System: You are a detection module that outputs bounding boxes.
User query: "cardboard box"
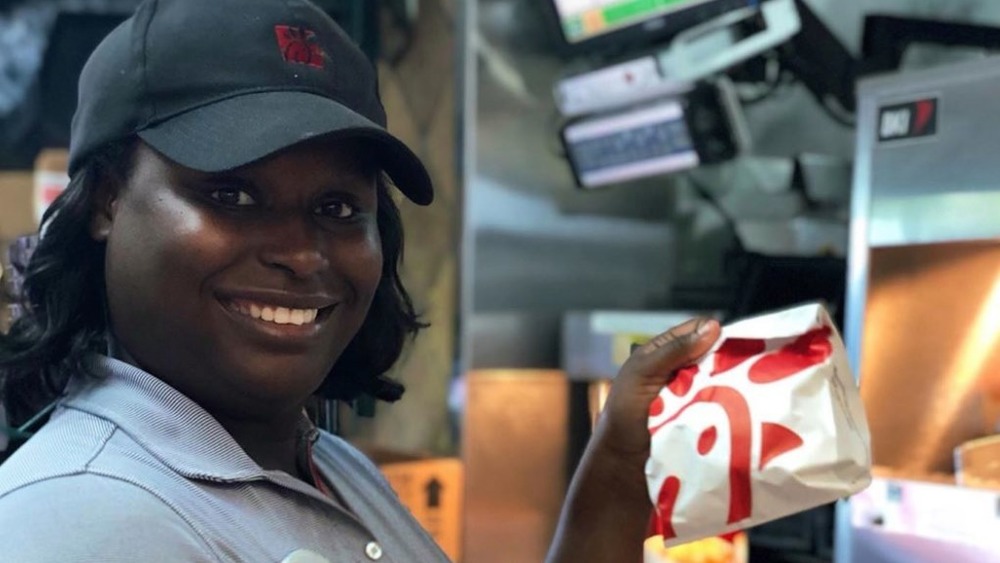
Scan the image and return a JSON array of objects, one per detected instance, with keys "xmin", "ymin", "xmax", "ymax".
[
  {"xmin": 33, "ymin": 149, "xmax": 70, "ymax": 226},
  {"xmin": 0, "ymin": 171, "xmax": 34, "ymax": 242},
  {"xmin": 0, "ymin": 171, "xmax": 34, "ymax": 333},
  {"xmin": 0, "ymin": 150, "xmax": 68, "ymax": 332},
  {"xmin": 359, "ymin": 446, "xmax": 464, "ymax": 562},
  {"xmin": 0, "ymin": 150, "xmax": 68, "ymax": 246}
]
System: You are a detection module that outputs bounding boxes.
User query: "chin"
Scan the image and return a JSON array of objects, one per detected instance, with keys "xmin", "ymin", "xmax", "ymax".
[{"xmin": 216, "ymin": 354, "xmax": 334, "ymax": 411}]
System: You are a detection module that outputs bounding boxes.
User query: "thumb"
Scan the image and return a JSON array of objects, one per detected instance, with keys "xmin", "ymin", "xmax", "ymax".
[
  {"xmin": 594, "ymin": 318, "xmax": 721, "ymax": 459},
  {"xmin": 627, "ymin": 318, "xmax": 721, "ymax": 389}
]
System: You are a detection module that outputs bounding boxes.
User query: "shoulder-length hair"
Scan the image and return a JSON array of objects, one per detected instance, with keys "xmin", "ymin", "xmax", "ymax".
[{"xmin": 1, "ymin": 137, "xmax": 424, "ymax": 429}]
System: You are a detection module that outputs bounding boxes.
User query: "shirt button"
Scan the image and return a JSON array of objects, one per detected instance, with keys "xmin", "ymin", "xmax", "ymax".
[{"xmin": 365, "ymin": 541, "xmax": 383, "ymax": 560}]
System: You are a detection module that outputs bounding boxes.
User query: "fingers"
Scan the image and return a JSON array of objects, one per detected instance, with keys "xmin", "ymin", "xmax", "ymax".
[
  {"xmin": 629, "ymin": 318, "xmax": 721, "ymax": 379},
  {"xmin": 592, "ymin": 317, "xmax": 723, "ymax": 459}
]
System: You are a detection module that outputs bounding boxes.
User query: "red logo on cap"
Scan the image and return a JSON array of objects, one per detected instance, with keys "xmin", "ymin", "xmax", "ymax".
[{"xmin": 274, "ymin": 25, "xmax": 324, "ymax": 69}]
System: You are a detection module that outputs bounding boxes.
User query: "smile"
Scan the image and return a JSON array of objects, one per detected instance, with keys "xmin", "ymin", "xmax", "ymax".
[{"xmin": 224, "ymin": 299, "xmax": 325, "ymax": 327}]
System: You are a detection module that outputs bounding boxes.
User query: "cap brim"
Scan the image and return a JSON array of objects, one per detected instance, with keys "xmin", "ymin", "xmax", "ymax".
[{"xmin": 137, "ymin": 91, "xmax": 433, "ymax": 205}]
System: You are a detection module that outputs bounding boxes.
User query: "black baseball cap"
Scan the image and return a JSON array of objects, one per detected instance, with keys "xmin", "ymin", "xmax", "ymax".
[{"xmin": 69, "ymin": 0, "xmax": 433, "ymax": 205}]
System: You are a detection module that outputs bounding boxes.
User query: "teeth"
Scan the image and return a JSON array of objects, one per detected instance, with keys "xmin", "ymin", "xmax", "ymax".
[
  {"xmin": 274, "ymin": 307, "xmax": 290, "ymax": 324},
  {"xmin": 233, "ymin": 301, "xmax": 319, "ymax": 326}
]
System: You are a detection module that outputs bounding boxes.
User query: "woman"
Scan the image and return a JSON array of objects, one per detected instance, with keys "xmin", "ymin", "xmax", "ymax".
[{"xmin": 0, "ymin": 0, "xmax": 720, "ymax": 561}]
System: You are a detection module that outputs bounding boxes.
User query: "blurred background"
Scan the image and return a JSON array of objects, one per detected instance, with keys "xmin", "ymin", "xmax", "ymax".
[{"xmin": 3, "ymin": 0, "xmax": 1000, "ymax": 561}]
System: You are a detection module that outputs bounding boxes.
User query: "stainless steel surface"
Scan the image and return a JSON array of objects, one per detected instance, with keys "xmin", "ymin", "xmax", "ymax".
[
  {"xmin": 561, "ymin": 310, "xmax": 712, "ymax": 381},
  {"xmin": 459, "ymin": 3, "xmax": 693, "ymax": 560},
  {"xmin": 458, "ymin": 0, "xmax": 477, "ymax": 379},
  {"xmin": 839, "ymin": 55, "xmax": 1000, "ymax": 562},
  {"xmin": 472, "ymin": 220, "xmax": 677, "ymax": 314},
  {"xmin": 464, "ymin": 0, "xmax": 686, "ymax": 370},
  {"xmin": 848, "ymin": 474, "xmax": 1000, "ymax": 562},
  {"xmin": 461, "ymin": 370, "xmax": 568, "ymax": 563},
  {"xmin": 860, "ymin": 58, "xmax": 1000, "ymax": 247},
  {"xmin": 860, "ymin": 243, "xmax": 1000, "ymax": 473},
  {"xmin": 470, "ymin": 312, "xmax": 562, "ymax": 369},
  {"xmin": 837, "ymin": 48, "xmax": 882, "ymax": 563}
]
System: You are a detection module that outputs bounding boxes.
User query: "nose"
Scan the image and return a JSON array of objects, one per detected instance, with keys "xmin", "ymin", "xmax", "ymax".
[{"xmin": 257, "ymin": 213, "xmax": 329, "ymax": 279}]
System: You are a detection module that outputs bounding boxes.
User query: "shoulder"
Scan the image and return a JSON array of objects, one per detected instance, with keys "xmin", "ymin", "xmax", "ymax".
[
  {"xmin": 313, "ymin": 431, "xmax": 388, "ymax": 481},
  {"xmin": 0, "ymin": 408, "xmax": 218, "ymax": 561},
  {"xmin": 0, "ymin": 472, "xmax": 216, "ymax": 561},
  {"xmin": 312, "ymin": 431, "xmax": 406, "ymax": 501},
  {"xmin": 0, "ymin": 405, "xmax": 116, "ymax": 494}
]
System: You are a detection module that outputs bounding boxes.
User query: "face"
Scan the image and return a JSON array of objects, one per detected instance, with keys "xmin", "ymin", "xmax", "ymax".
[{"xmin": 94, "ymin": 138, "xmax": 382, "ymax": 421}]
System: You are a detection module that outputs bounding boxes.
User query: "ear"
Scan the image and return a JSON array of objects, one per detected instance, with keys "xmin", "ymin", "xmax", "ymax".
[{"xmin": 89, "ymin": 170, "xmax": 123, "ymax": 242}]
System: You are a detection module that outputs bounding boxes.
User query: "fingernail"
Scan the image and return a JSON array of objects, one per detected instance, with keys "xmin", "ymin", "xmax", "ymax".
[{"xmin": 697, "ymin": 319, "xmax": 716, "ymax": 336}]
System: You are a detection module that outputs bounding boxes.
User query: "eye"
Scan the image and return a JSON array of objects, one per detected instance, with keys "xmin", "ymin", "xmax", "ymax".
[
  {"xmin": 315, "ymin": 200, "xmax": 358, "ymax": 219},
  {"xmin": 210, "ymin": 188, "xmax": 256, "ymax": 207}
]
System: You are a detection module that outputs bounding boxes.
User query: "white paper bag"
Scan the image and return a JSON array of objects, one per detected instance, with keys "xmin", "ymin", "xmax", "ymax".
[{"xmin": 645, "ymin": 303, "xmax": 872, "ymax": 548}]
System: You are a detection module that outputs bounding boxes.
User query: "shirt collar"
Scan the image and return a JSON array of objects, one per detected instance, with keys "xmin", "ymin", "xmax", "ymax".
[{"xmin": 64, "ymin": 355, "xmax": 314, "ymax": 483}]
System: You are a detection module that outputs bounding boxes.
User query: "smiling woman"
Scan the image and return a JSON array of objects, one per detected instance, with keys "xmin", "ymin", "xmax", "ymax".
[
  {"xmin": 0, "ymin": 0, "xmax": 721, "ymax": 561},
  {"xmin": 0, "ymin": 0, "xmax": 449, "ymax": 560},
  {"xmin": 98, "ymin": 140, "xmax": 387, "ymax": 459},
  {"xmin": 1, "ymin": 127, "xmax": 425, "ymax": 432},
  {"xmin": 0, "ymin": 135, "xmax": 436, "ymax": 561}
]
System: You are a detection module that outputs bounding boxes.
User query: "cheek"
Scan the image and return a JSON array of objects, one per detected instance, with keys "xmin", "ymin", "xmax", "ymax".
[
  {"xmin": 357, "ymin": 229, "xmax": 384, "ymax": 298},
  {"xmin": 105, "ymin": 194, "xmax": 229, "ymax": 314},
  {"xmin": 333, "ymin": 227, "xmax": 384, "ymax": 305}
]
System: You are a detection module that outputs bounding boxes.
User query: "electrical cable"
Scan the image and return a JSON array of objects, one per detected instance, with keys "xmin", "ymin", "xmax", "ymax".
[
  {"xmin": 772, "ymin": 45, "xmax": 858, "ymax": 128},
  {"xmin": 735, "ymin": 55, "xmax": 856, "ymax": 126},
  {"xmin": 738, "ymin": 69, "xmax": 792, "ymax": 106},
  {"xmin": 731, "ymin": 48, "xmax": 793, "ymax": 106},
  {"xmin": 550, "ymin": 108, "xmax": 570, "ymax": 160},
  {"xmin": 817, "ymin": 94, "xmax": 856, "ymax": 127}
]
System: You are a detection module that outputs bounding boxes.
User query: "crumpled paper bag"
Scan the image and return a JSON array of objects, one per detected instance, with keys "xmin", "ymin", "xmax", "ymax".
[{"xmin": 645, "ymin": 303, "xmax": 871, "ymax": 550}]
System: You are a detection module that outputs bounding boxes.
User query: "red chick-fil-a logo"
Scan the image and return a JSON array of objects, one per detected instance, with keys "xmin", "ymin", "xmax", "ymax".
[
  {"xmin": 647, "ymin": 326, "xmax": 833, "ymax": 540},
  {"xmin": 274, "ymin": 25, "xmax": 325, "ymax": 69}
]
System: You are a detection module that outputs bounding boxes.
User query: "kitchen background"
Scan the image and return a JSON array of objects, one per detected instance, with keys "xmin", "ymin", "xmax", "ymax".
[{"xmin": 3, "ymin": 1, "xmax": 1000, "ymax": 561}]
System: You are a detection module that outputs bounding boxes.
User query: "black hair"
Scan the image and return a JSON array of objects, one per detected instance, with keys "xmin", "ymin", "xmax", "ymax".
[
  {"xmin": 1, "ymin": 137, "xmax": 425, "ymax": 432},
  {"xmin": 317, "ymin": 171, "xmax": 428, "ymax": 402}
]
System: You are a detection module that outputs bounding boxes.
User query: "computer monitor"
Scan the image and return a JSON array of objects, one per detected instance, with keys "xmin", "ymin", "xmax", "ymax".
[{"xmin": 547, "ymin": 0, "xmax": 750, "ymax": 55}]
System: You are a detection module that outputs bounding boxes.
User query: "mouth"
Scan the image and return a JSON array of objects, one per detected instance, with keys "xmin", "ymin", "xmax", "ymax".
[
  {"xmin": 224, "ymin": 299, "xmax": 329, "ymax": 327},
  {"xmin": 215, "ymin": 293, "xmax": 339, "ymax": 345}
]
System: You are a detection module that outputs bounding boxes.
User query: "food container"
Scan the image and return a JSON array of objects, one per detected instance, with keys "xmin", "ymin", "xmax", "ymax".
[{"xmin": 645, "ymin": 303, "xmax": 872, "ymax": 549}]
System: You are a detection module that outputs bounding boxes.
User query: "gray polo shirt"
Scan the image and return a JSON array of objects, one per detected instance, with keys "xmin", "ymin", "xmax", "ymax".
[{"xmin": 0, "ymin": 356, "xmax": 450, "ymax": 562}]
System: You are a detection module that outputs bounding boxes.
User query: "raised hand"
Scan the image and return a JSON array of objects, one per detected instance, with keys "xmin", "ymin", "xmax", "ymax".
[{"xmin": 546, "ymin": 317, "xmax": 721, "ymax": 563}]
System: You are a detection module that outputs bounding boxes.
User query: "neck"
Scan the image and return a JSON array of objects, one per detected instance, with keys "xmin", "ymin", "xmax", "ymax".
[
  {"xmin": 107, "ymin": 338, "xmax": 312, "ymax": 478},
  {"xmin": 211, "ymin": 408, "xmax": 310, "ymax": 477}
]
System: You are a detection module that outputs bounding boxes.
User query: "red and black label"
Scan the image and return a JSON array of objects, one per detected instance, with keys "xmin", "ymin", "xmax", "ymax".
[
  {"xmin": 274, "ymin": 25, "xmax": 324, "ymax": 69},
  {"xmin": 878, "ymin": 98, "xmax": 938, "ymax": 142}
]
